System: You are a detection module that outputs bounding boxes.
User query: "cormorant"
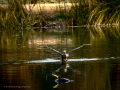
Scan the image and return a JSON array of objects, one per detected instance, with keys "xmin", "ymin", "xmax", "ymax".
[
  {"xmin": 52, "ymin": 74, "xmax": 73, "ymax": 83},
  {"xmin": 46, "ymin": 44, "xmax": 91, "ymax": 61}
]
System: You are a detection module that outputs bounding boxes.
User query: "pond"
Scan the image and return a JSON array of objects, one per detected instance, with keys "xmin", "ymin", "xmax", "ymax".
[{"xmin": 0, "ymin": 27, "xmax": 120, "ymax": 90}]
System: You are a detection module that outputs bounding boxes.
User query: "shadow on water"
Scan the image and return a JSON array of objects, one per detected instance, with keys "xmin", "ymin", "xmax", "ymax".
[{"xmin": 0, "ymin": 27, "xmax": 120, "ymax": 90}]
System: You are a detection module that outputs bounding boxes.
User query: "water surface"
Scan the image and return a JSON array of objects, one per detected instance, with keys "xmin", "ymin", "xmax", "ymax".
[{"xmin": 0, "ymin": 27, "xmax": 120, "ymax": 90}]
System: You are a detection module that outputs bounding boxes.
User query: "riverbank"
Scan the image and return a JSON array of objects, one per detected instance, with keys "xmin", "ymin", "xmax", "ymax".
[
  {"xmin": 1, "ymin": 1, "xmax": 120, "ymax": 30},
  {"xmin": 0, "ymin": 2, "xmax": 87, "ymax": 29}
]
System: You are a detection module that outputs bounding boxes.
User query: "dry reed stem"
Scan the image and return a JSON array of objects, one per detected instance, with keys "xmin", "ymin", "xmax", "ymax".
[
  {"xmin": 24, "ymin": 3, "xmax": 73, "ymax": 13},
  {"xmin": 1, "ymin": 3, "xmax": 74, "ymax": 13}
]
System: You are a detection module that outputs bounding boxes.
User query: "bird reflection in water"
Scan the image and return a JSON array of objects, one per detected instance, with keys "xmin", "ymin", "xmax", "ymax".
[
  {"xmin": 55, "ymin": 63, "xmax": 69, "ymax": 73},
  {"xmin": 53, "ymin": 62, "xmax": 81, "ymax": 73},
  {"xmin": 52, "ymin": 74, "xmax": 74, "ymax": 88},
  {"xmin": 46, "ymin": 44, "xmax": 91, "ymax": 63},
  {"xmin": 47, "ymin": 44, "xmax": 91, "ymax": 88},
  {"xmin": 52, "ymin": 62, "xmax": 81, "ymax": 88}
]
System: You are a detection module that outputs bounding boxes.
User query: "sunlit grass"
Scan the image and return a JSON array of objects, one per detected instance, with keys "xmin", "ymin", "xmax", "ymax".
[
  {"xmin": 88, "ymin": 1, "xmax": 120, "ymax": 26},
  {"xmin": 0, "ymin": 0, "xmax": 33, "ymax": 30},
  {"xmin": 1, "ymin": 0, "xmax": 120, "ymax": 30},
  {"xmin": 0, "ymin": 0, "xmax": 91, "ymax": 29},
  {"xmin": 55, "ymin": 2, "xmax": 90, "ymax": 26}
]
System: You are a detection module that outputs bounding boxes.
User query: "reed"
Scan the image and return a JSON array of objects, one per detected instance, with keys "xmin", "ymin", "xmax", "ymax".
[
  {"xmin": 1, "ymin": 0, "xmax": 120, "ymax": 30},
  {"xmin": 88, "ymin": 1, "xmax": 120, "ymax": 26},
  {"xmin": 55, "ymin": 0, "xmax": 90, "ymax": 26},
  {"xmin": 0, "ymin": 0, "xmax": 95, "ymax": 29},
  {"xmin": 0, "ymin": 0, "xmax": 35, "ymax": 30}
]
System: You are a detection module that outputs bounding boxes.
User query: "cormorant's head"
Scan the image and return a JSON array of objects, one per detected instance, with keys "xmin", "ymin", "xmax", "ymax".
[
  {"xmin": 63, "ymin": 50, "xmax": 66, "ymax": 54},
  {"xmin": 52, "ymin": 74, "xmax": 61, "ymax": 79}
]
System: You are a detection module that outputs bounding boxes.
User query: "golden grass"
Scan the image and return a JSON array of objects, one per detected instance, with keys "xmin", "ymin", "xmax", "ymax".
[
  {"xmin": 0, "ymin": 2, "xmax": 88, "ymax": 28},
  {"xmin": 0, "ymin": 3, "xmax": 73, "ymax": 13},
  {"xmin": 24, "ymin": 3, "xmax": 73, "ymax": 13}
]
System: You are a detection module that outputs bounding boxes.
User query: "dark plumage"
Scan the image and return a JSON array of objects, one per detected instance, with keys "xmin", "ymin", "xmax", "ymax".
[
  {"xmin": 46, "ymin": 44, "xmax": 91, "ymax": 61},
  {"xmin": 56, "ymin": 75, "xmax": 69, "ymax": 83},
  {"xmin": 52, "ymin": 74, "xmax": 72, "ymax": 83}
]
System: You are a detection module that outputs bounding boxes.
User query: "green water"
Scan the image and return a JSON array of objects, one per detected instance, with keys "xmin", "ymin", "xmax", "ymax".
[{"xmin": 0, "ymin": 27, "xmax": 120, "ymax": 90}]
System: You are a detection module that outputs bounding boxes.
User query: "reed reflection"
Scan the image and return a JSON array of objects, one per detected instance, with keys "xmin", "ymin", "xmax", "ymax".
[
  {"xmin": 52, "ymin": 62, "xmax": 72, "ymax": 88},
  {"xmin": 89, "ymin": 26, "xmax": 120, "ymax": 39},
  {"xmin": 52, "ymin": 62, "xmax": 81, "ymax": 74}
]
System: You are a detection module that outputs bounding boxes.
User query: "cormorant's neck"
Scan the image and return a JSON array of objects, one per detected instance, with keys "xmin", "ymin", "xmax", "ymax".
[{"xmin": 64, "ymin": 52, "xmax": 66, "ymax": 55}]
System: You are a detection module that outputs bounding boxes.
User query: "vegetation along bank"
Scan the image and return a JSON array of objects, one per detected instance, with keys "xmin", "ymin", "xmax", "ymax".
[{"xmin": 0, "ymin": 0, "xmax": 120, "ymax": 30}]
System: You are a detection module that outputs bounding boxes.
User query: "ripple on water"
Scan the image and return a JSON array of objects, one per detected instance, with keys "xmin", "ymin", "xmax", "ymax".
[{"xmin": 25, "ymin": 57, "xmax": 119, "ymax": 64}]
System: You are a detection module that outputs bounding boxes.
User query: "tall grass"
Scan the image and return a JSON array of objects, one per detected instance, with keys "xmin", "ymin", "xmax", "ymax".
[
  {"xmin": 1, "ymin": 0, "xmax": 120, "ymax": 30},
  {"xmin": 55, "ymin": 1, "xmax": 91, "ymax": 26},
  {"xmin": 0, "ymin": 0, "xmax": 59, "ymax": 30},
  {"xmin": 0, "ymin": 0, "xmax": 35, "ymax": 30},
  {"xmin": 88, "ymin": 1, "xmax": 120, "ymax": 26}
]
